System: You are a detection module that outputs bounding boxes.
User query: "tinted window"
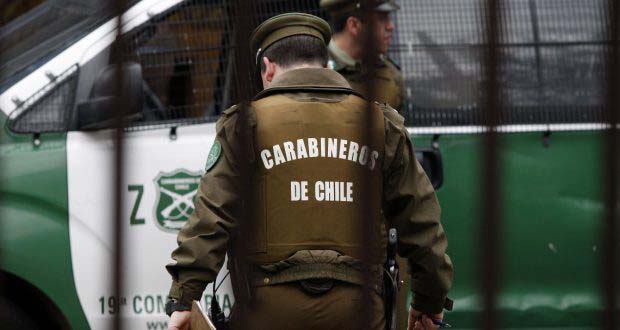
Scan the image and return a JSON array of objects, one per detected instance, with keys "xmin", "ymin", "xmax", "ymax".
[
  {"xmin": 393, "ymin": 0, "xmax": 608, "ymax": 126},
  {"xmin": 121, "ymin": 0, "xmax": 323, "ymax": 128}
]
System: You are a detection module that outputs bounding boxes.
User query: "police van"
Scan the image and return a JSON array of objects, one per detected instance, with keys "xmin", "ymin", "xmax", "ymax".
[{"xmin": 0, "ymin": 0, "xmax": 607, "ymax": 329}]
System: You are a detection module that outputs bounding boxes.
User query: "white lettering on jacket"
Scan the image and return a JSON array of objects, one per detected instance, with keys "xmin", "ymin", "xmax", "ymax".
[{"xmin": 260, "ymin": 137, "xmax": 380, "ymax": 171}]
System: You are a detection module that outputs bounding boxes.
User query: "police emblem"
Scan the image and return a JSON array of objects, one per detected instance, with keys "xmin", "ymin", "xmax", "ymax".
[
  {"xmin": 205, "ymin": 139, "xmax": 222, "ymax": 172},
  {"xmin": 153, "ymin": 169, "xmax": 202, "ymax": 232}
]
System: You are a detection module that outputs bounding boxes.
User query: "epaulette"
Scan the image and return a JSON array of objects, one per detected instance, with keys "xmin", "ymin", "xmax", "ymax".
[
  {"xmin": 219, "ymin": 102, "xmax": 255, "ymax": 132},
  {"xmin": 216, "ymin": 104, "xmax": 241, "ymax": 133},
  {"xmin": 222, "ymin": 104, "xmax": 240, "ymax": 117},
  {"xmin": 376, "ymin": 101, "xmax": 404, "ymax": 126}
]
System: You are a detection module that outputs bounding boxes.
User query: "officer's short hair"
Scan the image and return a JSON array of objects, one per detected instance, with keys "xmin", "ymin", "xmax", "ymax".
[
  {"xmin": 331, "ymin": 14, "xmax": 361, "ymax": 33},
  {"xmin": 332, "ymin": 15, "xmax": 351, "ymax": 34},
  {"xmin": 259, "ymin": 35, "xmax": 328, "ymax": 72}
]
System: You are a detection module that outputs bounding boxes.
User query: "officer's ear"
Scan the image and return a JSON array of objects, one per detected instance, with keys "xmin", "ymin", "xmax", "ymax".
[
  {"xmin": 261, "ymin": 56, "xmax": 277, "ymax": 88},
  {"xmin": 346, "ymin": 16, "xmax": 363, "ymax": 37}
]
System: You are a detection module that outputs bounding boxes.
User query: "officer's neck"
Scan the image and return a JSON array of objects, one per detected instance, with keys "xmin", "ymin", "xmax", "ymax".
[
  {"xmin": 263, "ymin": 63, "xmax": 324, "ymax": 89},
  {"xmin": 332, "ymin": 33, "xmax": 364, "ymax": 62}
]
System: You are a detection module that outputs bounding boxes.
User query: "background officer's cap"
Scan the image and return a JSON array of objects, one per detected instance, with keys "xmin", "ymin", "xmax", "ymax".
[
  {"xmin": 319, "ymin": 0, "xmax": 400, "ymax": 18},
  {"xmin": 250, "ymin": 13, "xmax": 331, "ymax": 65}
]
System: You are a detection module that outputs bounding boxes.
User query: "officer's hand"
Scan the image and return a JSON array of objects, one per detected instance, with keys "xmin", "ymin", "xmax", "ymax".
[
  {"xmin": 168, "ymin": 311, "xmax": 191, "ymax": 330},
  {"xmin": 408, "ymin": 306, "xmax": 443, "ymax": 330}
]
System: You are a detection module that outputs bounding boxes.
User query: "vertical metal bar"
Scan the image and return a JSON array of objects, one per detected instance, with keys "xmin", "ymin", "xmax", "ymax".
[
  {"xmin": 481, "ymin": 0, "xmax": 503, "ymax": 328},
  {"xmin": 602, "ymin": 0, "xmax": 619, "ymax": 329},
  {"xmin": 229, "ymin": 0, "xmax": 254, "ymax": 326},
  {"xmin": 111, "ymin": 0, "xmax": 127, "ymax": 329},
  {"xmin": 527, "ymin": 0, "xmax": 544, "ymax": 106},
  {"xmin": 0, "ymin": 3, "xmax": 4, "ymax": 303},
  {"xmin": 360, "ymin": 0, "xmax": 379, "ymax": 327}
]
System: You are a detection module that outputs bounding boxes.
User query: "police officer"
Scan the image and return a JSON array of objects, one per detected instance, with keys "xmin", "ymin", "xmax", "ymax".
[
  {"xmin": 165, "ymin": 13, "xmax": 452, "ymax": 330},
  {"xmin": 320, "ymin": 0, "xmax": 406, "ymax": 112}
]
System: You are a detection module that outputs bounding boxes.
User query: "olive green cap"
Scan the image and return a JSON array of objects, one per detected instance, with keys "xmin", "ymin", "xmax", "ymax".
[
  {"xmin": 320, "ymin": 0, "xmax": 400, "ymax": 17},
  {"xmin": 250, "ymin": 13, "xmax": 332, "ymax": 65}
]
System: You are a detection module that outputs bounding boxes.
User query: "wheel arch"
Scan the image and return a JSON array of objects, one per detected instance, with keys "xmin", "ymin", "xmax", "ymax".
[{"xmin": 0, "ymin": 270, "xmax": 71, "ymax": 329}]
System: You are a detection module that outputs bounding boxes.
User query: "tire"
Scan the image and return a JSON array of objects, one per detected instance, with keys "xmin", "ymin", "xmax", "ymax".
[{"xmin": 0, "ymin": 296, "xmax": 39, "ymax": 330}]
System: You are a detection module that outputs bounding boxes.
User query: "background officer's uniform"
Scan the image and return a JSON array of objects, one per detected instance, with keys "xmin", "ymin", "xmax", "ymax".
[
  {"xmin": 320, "ymin": 2, "xmax": 411, "ymax": 328},
  {"xmin": 321, "ymin": 0, "xmax": 406, "ymax": 112},
  {"xmin": 166, "ymin": 13, "xmax": 452, "ymax": 330}
]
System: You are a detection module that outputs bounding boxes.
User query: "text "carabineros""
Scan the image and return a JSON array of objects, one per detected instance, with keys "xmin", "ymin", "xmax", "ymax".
[{"xmin": 261, "ymin": 137, "xmax": 380, "ymax": 170}]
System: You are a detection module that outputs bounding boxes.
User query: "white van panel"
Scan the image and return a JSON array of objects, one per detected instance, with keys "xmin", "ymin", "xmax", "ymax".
[{"xmin": 67, "ymin": 123, "xmax": 234, "ymax": 329}]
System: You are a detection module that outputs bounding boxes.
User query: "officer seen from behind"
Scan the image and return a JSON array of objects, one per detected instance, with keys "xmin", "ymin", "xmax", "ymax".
[
  {"xmin": 320, "ymin": 0, "xmax": 406, "ymax": 112},
  {"xmin": 165, "ymin": 13, "xmax": 452, "ymax": 330}
]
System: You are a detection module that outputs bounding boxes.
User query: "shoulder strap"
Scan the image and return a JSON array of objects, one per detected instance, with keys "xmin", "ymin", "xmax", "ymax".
[
  {"xmin": 385, "ymin": 56, "xmax": 402, "ymax": 71},
  {"xmin": 378, "ymin": 101, "xmax": 405, "ymax": 126}
]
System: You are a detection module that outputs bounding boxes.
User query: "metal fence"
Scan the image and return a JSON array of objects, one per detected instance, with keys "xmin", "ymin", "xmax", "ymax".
[
  {"xmin": 111, "ymin": 0, "xmax": 613, "ymax": 128},
  {"xmin": 0, "ymin": 0, "xmax": 618, "ymax": 329},
  {"xmin": 2, "ymin": 1, "xmax": 613, "ymax": 130}
]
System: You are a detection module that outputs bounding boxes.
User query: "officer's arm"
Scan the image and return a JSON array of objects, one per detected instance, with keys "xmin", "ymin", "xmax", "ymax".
[
  {"xmin": 166, "ymin": 106, "xmax": 247, "ymax": 307},
  {"xmin": 382, "ymin": 108, "xmax": 453, "ymax": 315}
]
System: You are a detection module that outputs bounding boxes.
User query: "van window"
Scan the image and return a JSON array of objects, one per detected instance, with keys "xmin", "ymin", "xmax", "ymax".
[
  {"xmin": 393, "ymin": 0, "xmax": 608, "ymax": 126},
  {"xmin": 122, "ymin": 1, "xmax": 231, "ymax": 124},
  {"xmin": 122, "ymin": 0, "xmax": 325, "ymax": 128},
  {"xmin": 0, "ymin": 1, "xmax": 45, "ymax": 27},
  {"xmin": 7, "ymin": 65, "xmax": 79, "ymax": 133}
]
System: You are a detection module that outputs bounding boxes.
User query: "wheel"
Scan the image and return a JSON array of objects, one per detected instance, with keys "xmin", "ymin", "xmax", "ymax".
[{"xmin": 0, "ymin": 296, "xmax": 39, "ymax": 329}]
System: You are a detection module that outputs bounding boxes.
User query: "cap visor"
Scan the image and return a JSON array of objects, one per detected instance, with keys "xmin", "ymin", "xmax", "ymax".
[{"xmin": 375, "ymin": 2, "xmax": 400, "ymax": 12}]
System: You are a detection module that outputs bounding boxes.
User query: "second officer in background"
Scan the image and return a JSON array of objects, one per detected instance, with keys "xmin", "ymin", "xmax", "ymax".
[{"xmin": 320, "ymin": 0, "xmax": 406, "ymax": 112}]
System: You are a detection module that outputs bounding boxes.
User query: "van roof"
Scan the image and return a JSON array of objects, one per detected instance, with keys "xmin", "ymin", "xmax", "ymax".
[{"xmin": 0, "ymin": 0, "xmax": 140, "ymax": 92}]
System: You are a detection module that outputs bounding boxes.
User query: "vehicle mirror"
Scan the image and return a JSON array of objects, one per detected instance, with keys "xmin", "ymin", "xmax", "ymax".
[
  {"xmin": 415, "ymin": 149, "xmax": 444, "ymax": 190},
  {"xmin": 76, "ymin": 62, "xmax": 144, "ymax": 130}
]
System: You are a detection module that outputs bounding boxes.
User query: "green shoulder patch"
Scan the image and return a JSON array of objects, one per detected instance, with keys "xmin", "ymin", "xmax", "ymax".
[{"xmin": 205, "ymin": 140, "xmax": 222, "ymax": 172}]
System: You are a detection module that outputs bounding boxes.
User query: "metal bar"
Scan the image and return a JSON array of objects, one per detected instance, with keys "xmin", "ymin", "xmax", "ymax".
[
  {"xmin": 528, "ymin": 0, "xmax": 544, "ymax": 107},
  {"xmin": 0, "ymin": 1, "xmax": 4, "ymax": 304},
  {"xmin": 602, "ymin": 0, "xmax": 619, "ymax": 328},
  {"xmin": 360, "ymin": 0, "xmax": 380, "ymax": 327},
  {"xmin": 228, "ymin": 0, "xmax": 254, "ymax": 326},
  {"xmin": 481, "ymin": 0, "xmax": 503, "ymax": 328},
  {"xmin": 216, "ymin": 6, "xmax": 235, "ymax": 113},
  {"xmin": 112, "ymin": 0, "xmax": 128, "ymax": 328}
]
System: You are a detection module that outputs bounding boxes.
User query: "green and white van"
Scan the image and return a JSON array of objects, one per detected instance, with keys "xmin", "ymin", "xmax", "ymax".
[{"xmin": 0, "ymin": 0, "xmax": 608, "ymax": 329}]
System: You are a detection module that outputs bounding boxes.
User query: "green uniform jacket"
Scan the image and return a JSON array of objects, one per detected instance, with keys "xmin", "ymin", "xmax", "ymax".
[
  {"xmin": 327, "ymin": 41, "xmax": 406, "ymax": 113},
  {"xmin": 166, "ymin": 68, "xmax": 452, "ymax": 314}
]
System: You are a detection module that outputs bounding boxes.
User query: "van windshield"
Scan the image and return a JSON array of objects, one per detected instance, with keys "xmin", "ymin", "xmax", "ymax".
[{"xmin": 0, "ymin": 0, "xmax": 139, "ymax": 92}]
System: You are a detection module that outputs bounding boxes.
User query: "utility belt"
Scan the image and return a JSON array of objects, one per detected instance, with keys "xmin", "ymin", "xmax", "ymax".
[
  {"xmin": 224, "ymin": 248, "xmax": 398, "ymax": 330},
  {"xmin": 248, "ymin": 262, "xmax": 385, "ymax": 296}
]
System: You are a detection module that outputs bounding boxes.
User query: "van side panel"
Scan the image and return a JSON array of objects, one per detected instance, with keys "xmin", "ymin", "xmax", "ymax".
[
  {"xmin": 0, "ymin": 127, "xmax": 89, "ymax": 329},
  {"xmin": 412, "ymin": 131, "xmax": 603, "ymax": 329}
]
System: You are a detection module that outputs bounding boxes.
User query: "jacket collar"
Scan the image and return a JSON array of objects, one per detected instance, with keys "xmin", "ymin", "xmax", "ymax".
[
  {"xmin": 327, "ymin": 40, "xmax": 388, "ymax": 71},
  {"xmin": 328, "ymin": 41, "xmax": 357, "ymax": 70},
  {"xmin": 254, "ymin": 67, "xmax": 361, "ymax": 100}
]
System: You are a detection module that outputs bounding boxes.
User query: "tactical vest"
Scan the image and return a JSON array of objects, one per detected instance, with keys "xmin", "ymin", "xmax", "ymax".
[{"xmin": 244, "ymin": 90, "xmax": 387, "ymax": 266}]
